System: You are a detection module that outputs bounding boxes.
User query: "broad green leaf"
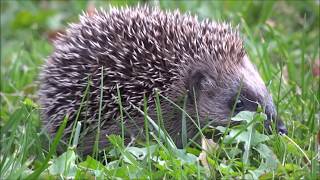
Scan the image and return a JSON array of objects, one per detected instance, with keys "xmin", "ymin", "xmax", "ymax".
[
  {"xmin": 49, "ymin": 150, "xmax": 77, "ymax": 178},
  {"xmin": 108, "ymin": 135, "xmax": 139, "ymax": 166},
  {"xmin": 126, "ymin": 145, "xmax": 157, "ymax": 160},
  {"xmin": 224, "ymin": 129, "xmax": 269, "ymax": 146},
  {"xmin": 173, "ymin": 149, "xmax": 198, "ymax": 164},
  {"xmin": 246, "ymin": 144, "xmax": 279, "ymax": 179},
  {"xmin": 231, "ymin": 111, "xmax": 256, "ymax": 122},
  {"xmin": 79, "ymin": 156, "xmax": 106, "ymax": 171}
]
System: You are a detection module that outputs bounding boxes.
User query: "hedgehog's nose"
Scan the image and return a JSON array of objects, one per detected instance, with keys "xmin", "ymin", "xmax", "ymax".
[
  {"xmin": 276, "ymin": 117, "xmax": 288, "ymax": 135},
  {"xmin": 264, "ymin": 117, "xmax": 288, "ymax": 135}
]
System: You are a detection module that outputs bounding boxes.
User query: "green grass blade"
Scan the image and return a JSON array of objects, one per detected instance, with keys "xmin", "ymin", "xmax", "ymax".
[{"xmin": 25, "ymin": 115, "xmax": 69, "ymax": 180}]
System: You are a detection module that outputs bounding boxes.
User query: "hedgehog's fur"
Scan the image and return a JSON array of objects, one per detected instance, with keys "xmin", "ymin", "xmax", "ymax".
[{"xmin": 39, "ymin": 6, "xmax": 286, "ymax": 155}]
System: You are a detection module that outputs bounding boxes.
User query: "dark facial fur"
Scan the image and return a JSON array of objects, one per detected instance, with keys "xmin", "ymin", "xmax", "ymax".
[{"xmin": 39, "ymin": 6, "xmax": 287, "ymax": 155}]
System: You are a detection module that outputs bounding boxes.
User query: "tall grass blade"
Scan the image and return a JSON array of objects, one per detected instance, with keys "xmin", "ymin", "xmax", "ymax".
[
  {"xmin": 93, "ymin": 66, "xmax": 104, "ymax": 158},
  {"xmin": 26, "ymin": 115, "xmax": 69, "ymax": 180}
]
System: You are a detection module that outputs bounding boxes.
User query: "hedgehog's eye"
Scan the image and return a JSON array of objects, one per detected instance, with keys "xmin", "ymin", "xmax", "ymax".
[{"xmin": 235, "ymin": 99, "xmax": 245, "ymax": 111}]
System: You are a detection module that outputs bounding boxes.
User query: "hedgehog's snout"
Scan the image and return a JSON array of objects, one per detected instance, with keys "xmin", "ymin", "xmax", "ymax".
[
  {"xmin": 264, "ymin": 118, "xmax": 287, "ymax": 135},
  {"xmin": 276, "ymin": 117, "xmax": 288, "ymax": 135},
  {"xmin": 240, "ymin": 57, "xmax": 288, "ymax": 135}
]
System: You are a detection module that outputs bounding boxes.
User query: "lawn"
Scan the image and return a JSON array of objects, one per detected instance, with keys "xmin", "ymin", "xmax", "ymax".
[{"xmin": 1, "ymin": 0, "xmax": 319, "ymax": 179}]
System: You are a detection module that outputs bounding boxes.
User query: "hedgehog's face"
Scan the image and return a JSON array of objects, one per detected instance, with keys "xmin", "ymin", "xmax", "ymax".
[{"xmin": 187, "ymin": 57, "xmax": 287, "ymax": 134}]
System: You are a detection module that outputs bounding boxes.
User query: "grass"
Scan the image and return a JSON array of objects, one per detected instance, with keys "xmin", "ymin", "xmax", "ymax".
[{"xmin": 1, "ymin": 0, "xmax": 319, "ymax": 179}]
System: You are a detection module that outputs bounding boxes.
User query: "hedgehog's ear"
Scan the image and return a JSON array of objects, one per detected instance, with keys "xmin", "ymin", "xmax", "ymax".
[{"xmin": 187, "ymin": 69, "xmax": 206, "ymax": 101}]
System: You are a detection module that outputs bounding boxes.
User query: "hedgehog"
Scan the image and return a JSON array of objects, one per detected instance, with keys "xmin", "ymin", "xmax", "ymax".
[{"xmin": 39, "ymin": 6, "xmax": 287, "ymax": 155}]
